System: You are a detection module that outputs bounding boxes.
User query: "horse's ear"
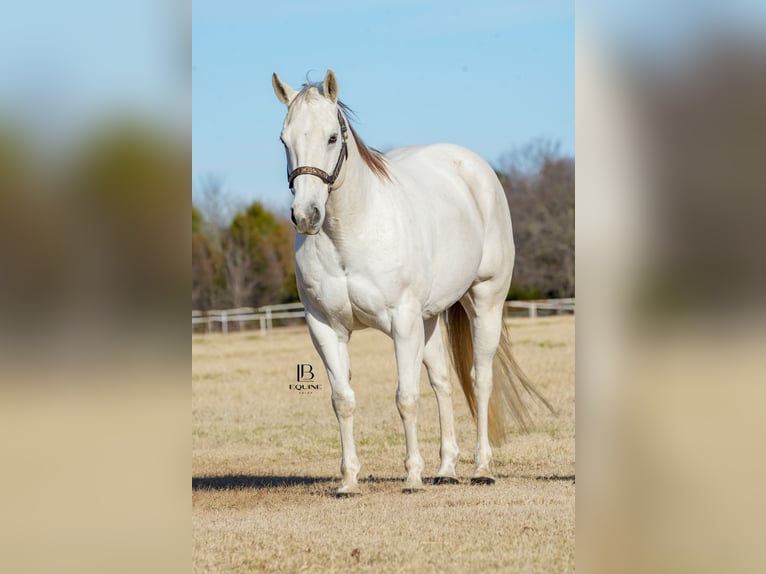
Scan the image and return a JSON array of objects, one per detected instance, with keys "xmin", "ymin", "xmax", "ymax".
[
  {"xmin": 272, "ymin": 73, "xmax": 297, "ymax": 105},
  {"xmin": 323, "ymin": 69, "xmax": 338, "ymax": 102}
]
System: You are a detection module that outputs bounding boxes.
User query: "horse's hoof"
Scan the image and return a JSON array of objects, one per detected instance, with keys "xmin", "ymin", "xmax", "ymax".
[
  {"xmin": 336, "ymin": 490, "xmax": 361, "ymax": 498},
  {"xmin": 402, "ymin": 483, "xmax": 425, "ymax": 494},
  {"xmin": 470, "ymin": 476, "xmax": 496, "ymax": 486},
  {"xmin": 336, "ymin": 491, "xmax": 361, "ymax": 498},
  {"xmin": 336, "ymin": 485, "xmax": 361, "ymax": 497},
  {"xmin": 433, "ymin": 476, "xmax": 460, "ymax": 485}
]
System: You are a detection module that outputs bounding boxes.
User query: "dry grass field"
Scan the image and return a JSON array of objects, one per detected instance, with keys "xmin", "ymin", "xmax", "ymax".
[{"xmin": 193, "ymin": 316, "xmax": 575, "ymax": 573}]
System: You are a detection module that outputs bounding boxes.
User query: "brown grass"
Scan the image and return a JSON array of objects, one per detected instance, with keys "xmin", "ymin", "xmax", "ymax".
[{"xmin": 193, "ymin": 316, "xmax": 575, "ymax": 573}]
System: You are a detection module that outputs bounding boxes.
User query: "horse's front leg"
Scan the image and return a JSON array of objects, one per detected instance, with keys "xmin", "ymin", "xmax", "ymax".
[
  {"xmin": 392, "ymin": 307, "xmax": 426, "ymax": 492},
  {"xmin": 305, "ymin": 313, "xmax": 360, "ymax": 496}
]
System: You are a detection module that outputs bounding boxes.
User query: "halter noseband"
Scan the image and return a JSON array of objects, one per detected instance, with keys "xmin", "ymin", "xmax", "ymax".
[{"xmin": 287, "ymin": 109, "xmax": 349, "ymax": 193}]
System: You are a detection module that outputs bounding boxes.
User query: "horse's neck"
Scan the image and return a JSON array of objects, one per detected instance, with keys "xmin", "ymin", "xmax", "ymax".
[{"xmin": 322, "ymin": 137, "xmax": 380, "ymax": 242}]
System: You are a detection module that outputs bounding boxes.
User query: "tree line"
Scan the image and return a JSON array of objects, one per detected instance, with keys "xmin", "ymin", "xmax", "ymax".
[{"xmin": 191, "ymin": 141, "xmax": 574, "ymax": 310}]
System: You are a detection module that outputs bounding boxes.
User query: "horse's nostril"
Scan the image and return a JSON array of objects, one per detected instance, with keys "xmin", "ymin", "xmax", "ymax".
[
  {"xmin": 311, "ymin": 206, "xmax": 320, "ymax": 222},
  {"xmin": 290, "ymin": 209, "xmax": 297, "ymax": 225}
]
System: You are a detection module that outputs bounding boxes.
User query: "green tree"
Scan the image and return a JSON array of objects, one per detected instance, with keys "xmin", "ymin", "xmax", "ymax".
[{"xmin": 225, "ymin": 202, "xmax": 296, "ymax": 307}]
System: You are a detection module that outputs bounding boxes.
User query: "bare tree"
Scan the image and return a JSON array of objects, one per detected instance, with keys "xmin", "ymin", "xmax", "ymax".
[
  {"xmin": 499, "ymin": 140, "xmax": 575, "ymax": 299},
  {"xmin": 223, "ymin": 240, "xmax": 258, "ymax": 308},
  {"xmin": 192, "ymin": 233, "xmax": 213, "ymax": 309},
  {"xmin": 195, "ymin": 173, "xmax": 243, "ymax": 250},
  {"xmin": 498, "ymin": 138, "xmax": 562, "ymax": 180}
]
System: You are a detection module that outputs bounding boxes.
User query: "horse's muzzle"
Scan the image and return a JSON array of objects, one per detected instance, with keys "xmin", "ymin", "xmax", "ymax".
[{"xmin": 291, "ymin": 205, "xmax": 322, "ymax": 235}]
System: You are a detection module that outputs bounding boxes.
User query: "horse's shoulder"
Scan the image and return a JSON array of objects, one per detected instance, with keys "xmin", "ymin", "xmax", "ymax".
[{"xmin": 295, "ymin": 233, "xmax": 343, "ymax": 278}]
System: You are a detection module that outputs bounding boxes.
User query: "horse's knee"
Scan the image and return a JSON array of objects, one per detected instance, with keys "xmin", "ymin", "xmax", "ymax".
[
  {"xmin": 396, "ymin": 392, "xmax": 419, "ymax": 416},
  {"xmin": 429, "ymin": 377, "xmax": 452, "ymax": 397},
  {"xmin": 332, "ymin": 392, "xmax": 355, "ymax": 418}
]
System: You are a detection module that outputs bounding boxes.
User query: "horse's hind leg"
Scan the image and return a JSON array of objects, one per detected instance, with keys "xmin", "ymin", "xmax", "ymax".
[
  {"xmin": 462, "ymin": 285, "xmax": 507, "ymax": 484},
  {"xmin": 423, "ymin": 316, "xmax": 459, "ymax": 484},
  {"xmin": 305, "ymin": 312, "xmax": 360, "ymax": 496}
]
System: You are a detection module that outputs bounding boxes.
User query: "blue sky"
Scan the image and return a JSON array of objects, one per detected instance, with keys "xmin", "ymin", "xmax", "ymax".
[
  {"xmin": 0, "ymin": 1, "xmax": 181, "ymax": 141},
  {"xmin": 193, "ymin": 1, "xmax": 574, "ymax": 212}
]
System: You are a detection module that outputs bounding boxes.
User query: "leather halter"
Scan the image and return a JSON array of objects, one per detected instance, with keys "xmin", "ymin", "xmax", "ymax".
[{"xmin": 287, "ymin": 110, "xmax": 349, "ymax": 193}]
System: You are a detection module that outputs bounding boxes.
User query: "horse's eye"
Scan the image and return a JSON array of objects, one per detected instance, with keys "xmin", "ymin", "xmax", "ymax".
[{"xmin": 328, "ymin": 134, "xmax": 338, "ymax": 144}]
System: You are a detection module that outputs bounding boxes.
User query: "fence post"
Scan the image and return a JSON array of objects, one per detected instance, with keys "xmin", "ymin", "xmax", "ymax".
[
  {"xmin": 260, "ymin": 316, "xmax": 266, "ymax": 336},
  {"xmin": 221, "ymin": 311, "xmax": 228, "ymax": 335},
  {"xmin": 529, "ymin": 303, "xmax": 538, "ymax": 319},
  {"xmin": 266, "ymin": 307, "xmax": 273, "ymax": 330}
]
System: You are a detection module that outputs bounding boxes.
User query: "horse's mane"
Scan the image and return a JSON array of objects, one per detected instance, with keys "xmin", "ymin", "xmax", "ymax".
[{"xmin": 293, "ymin": 83, "xmax": 391, "ymax": 181}]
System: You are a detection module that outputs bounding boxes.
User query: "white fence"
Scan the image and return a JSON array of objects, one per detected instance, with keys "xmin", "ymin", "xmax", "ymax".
[
  {"xmin": 193, "ymin": 299, "xmax": 574, "ymax": 335},
  {"xmin": 192, "ymin": 302, "xmax": 306, "ymax": 335},
  {"xmin": 503, "ymin": 298, "xmax": 575, "ymax": 319}
]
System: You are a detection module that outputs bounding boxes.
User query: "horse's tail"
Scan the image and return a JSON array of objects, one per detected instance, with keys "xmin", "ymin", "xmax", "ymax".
[{"xmin": 445, "ymin": 302, "xmax": 556, "ymax": 446}]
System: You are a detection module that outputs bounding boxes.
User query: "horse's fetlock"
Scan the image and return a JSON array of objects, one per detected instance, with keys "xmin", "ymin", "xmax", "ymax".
[
  {"xmin": 405, "ymin": 453, "xmax": 425, "ymax": 473},
  {"xmin": 440, "ymin": 443, "xmax": 459, "ymax": 462}
]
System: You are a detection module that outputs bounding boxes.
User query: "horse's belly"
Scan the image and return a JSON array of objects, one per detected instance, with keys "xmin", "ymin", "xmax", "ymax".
[{"xmin": 420, "ymin": 229, "xmax": 483, "ymax": 316}]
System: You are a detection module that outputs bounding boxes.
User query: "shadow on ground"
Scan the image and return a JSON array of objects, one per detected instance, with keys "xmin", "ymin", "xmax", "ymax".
[
  {"xmin": 531, "ymin": 474, "xmax": 575, "ymax": 483},
  {"xmin": 192, "ymin": 474, "xmax": 407, "ymax": 491},
  {"xmin": 193, "ymin": 475, "xmax": 335, "ymax": 490},
  {"xmin": 193, "ymin": 473, "xmax": 575, "ymax": 490}
]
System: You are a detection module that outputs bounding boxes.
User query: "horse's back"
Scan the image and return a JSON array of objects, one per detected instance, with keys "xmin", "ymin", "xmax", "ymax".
[
  {"xmin": 389, "ymin": 144, "xmax": 509, "ymax": 221},
  {"xmin": 387, "ymin": 143, "xmax": 514, "ymax": 277}
]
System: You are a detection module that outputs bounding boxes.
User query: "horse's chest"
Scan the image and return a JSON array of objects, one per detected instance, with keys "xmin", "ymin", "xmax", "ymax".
[
  {"xmin": 298, "ymin": 262, "xmax": 351, "ymax": 322},
  {"xmin": 296, "ymin": 241, "xmax": 390, "ymax": 332},
  {"xmin": 295, "ymin": 244, "xmax": 390, "ymax": 331}
]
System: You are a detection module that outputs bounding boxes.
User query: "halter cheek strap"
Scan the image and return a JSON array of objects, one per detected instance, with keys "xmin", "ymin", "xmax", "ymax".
[{"xmin": 287, "ymin": 110, "xmax": 349, "ymax": 193}]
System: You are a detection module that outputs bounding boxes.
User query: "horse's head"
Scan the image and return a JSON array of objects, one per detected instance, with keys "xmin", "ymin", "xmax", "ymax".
[{"xmin": 272, "ymin": 69, "xmax": 345, "ymax": 235}]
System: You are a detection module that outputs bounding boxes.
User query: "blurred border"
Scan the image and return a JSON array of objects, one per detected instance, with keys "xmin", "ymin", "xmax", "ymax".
[
  {"xmin": 0, "ymin": 2, "xmax": 189, "ymax": 573},
  {"xmin": 4, "ymin": 1, "xmax": 766, "ymax": 572},
  {"xmin": 577, "ymin": 3, "xmax": 766, "ymax": 572}
]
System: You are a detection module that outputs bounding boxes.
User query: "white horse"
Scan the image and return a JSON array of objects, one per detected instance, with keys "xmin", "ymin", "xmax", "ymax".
[{"xmin": 272, "ymin": 70, "xmax": 552, "ymax": 495}]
